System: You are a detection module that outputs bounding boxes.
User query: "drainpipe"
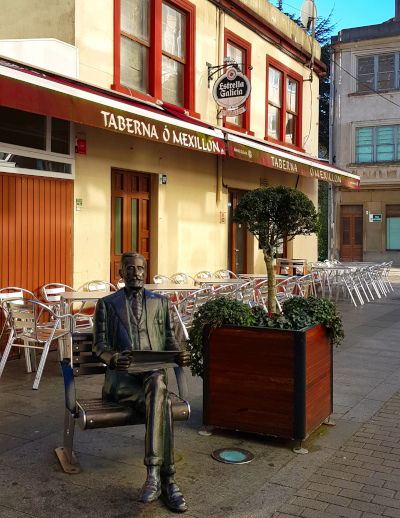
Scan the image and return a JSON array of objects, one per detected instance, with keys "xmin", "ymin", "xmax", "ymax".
[
  {"xmin": 216, "ymin": 8, "xmax": 225, "ymax": 205},
  {"xmin": 328, "ymin": 45, "xmax": 335, "ymax": 259},
  {"xmin": 396, "ymin": 0, "xmax": 400, "ymax": 21}
]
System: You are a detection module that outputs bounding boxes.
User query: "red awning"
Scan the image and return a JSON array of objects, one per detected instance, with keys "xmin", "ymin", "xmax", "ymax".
[
  {"xmin": 0, "ymin": 59, "xmax": 225, "ymax": 156},
  {"xmin": 226, "ymin": 133, "xmax": 360, "ymax": 190}
]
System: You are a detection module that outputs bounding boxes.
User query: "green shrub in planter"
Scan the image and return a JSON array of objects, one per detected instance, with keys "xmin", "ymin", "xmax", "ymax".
[
  {"xmin": 253, "ymin": 296, "xmax": 344, "ymax": 346},
  {"xmin": 187, "ymin": 297, "xmax": 254, "ymax": 378},
  {"xmin": 187, "ymin": 295, "xmax": 344, "ymax": 378}
]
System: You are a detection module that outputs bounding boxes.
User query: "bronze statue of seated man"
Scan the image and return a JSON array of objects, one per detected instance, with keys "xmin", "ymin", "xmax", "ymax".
[{"xmin": 93, "ymin": 252, "xmax": 190, "ymax": 513}]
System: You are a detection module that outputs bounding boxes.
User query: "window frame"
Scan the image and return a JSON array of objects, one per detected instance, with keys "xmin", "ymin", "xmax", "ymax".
[
  {"xmin": 386, "ymin": 205, "xmax": 400, "ymax": 251},
  {"xmin": 223, "ymin": 30, "xmax": 253, "ymax": 136},
  {"xmin": 0, "ymin": 112, "xmax": 75, "ymax": 180},
  {"xmin": 356, "ymin": 52, "xmax": 399, "ymax": 93},
  {"xmin": 265, "ymin": 56, "xmax": 303, "ymax": 152},
  {"xmin": 112, "ymin": 0, "xmax": 198, "ymax": 116},
  {"xmin": 355, "ymin": 125, "xmax": 400, "ymax": 164}
]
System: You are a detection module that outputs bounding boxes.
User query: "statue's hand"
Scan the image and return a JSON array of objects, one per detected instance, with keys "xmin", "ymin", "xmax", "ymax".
[
  {"xmin": 175, "ymin": 350, "xmax": 190, "ymax": 367},
  {"xmin": 110, "ymin": 350, "xmax": 132, "ymax": 371}
]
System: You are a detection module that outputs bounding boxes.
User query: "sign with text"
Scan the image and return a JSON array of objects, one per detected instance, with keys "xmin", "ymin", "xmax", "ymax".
[
  {"xmin": 0, "ymin": 67, "xmax": 226, "ymax": 157},
  {"xmin": 369, "ymin": 214, "xmax": 382, "ymax": 222},
  {"xmin": 227, "ymin": 140, "xmax": 360, "ymax": 190},
  {"xmin": 212, "ymin": 68, "xmax": 251, "ymax": 110}
]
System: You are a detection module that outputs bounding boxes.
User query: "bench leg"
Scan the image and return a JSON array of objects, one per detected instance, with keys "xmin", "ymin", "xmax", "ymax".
[{"xmin": 55, "ymin": 408, "xmax": 82, "ymax": 474}]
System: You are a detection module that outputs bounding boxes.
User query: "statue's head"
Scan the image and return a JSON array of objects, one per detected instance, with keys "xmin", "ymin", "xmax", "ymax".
[{"xmin": 119, "ymin": 252, "xmax": 147, "ymax": 290}]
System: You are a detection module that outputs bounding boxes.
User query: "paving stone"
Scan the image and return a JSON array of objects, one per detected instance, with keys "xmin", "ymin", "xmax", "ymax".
[
  {"xmin": 330, "ymin": 478, "xmax": 364, "ymax": 491},
  {"xmin": 349, "ymin": 499, "xmax": 386, "ymax": 514},
  {"xmin": 325, "ymin": 504, "xmax": 362, "ymax": 518},
  {"xmin": 361, "ymin": 484, "xmax": 396, "ymax": 498},
  {"xmin": 306, "ymin": 482, "xmax": 340, "ymax": 496},
  {"xmin": 290, "ymin": 497, "xmax": 328, "ymax": 511}
]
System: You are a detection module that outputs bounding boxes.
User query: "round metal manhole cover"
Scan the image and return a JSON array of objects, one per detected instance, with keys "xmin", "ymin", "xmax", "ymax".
[{"xmin": 211, "ymin": 448, "xmax": 254, "ymax": 464}]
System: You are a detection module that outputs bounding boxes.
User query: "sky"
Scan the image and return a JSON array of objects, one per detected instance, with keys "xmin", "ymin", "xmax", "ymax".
[{"xmin": 277, "ymin": 0, "xmax": 396, "ymax": 33}]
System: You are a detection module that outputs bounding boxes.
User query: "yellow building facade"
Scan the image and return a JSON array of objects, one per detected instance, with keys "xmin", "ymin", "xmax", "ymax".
[{"xmin": 0, "ymin": 0, "xmax": 358, "ymax": 290}]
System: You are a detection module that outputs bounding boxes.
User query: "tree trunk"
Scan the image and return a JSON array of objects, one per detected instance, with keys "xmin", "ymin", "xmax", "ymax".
[{"xmin": 263, "ymin": 251, "xmax": 276, "ymax": 313}]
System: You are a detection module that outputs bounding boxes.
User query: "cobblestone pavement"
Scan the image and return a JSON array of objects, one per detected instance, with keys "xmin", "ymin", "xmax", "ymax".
[
  {"xmin": 274, "ymin": 391, "xmax": 400, "ymax": 518},
  {"xmin": 0, "ymin": 279, "xmax": 399, "ymax": 517}
]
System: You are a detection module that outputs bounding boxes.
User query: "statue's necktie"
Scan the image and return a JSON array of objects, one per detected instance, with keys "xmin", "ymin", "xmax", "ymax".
[{"xmin": 131, "ymin": 292, "xmax": 142, "ymax": 320}]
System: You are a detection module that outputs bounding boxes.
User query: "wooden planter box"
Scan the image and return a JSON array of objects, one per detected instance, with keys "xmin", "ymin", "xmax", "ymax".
[{"xmin": 203, "ymin": 323, "xmax": 332, "ymax": 441}]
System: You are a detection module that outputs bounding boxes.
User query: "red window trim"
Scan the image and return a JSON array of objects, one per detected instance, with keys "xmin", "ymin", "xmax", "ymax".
[
  {"xmin": 112, "ymin": 0, "xmax": 199, "ymax": 117},
  {"xmin": 265, "ymin": 55, "xmax": 304, "ymax": 153},
  {"xmin": 223, "ymin": 29, "xmax": 254, "ymax": 136}
]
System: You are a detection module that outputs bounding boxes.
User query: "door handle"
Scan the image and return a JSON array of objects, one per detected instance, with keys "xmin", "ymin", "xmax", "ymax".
[{"xmin": 235, "ymin": 249, "xmax": 239, "ymax": 252}]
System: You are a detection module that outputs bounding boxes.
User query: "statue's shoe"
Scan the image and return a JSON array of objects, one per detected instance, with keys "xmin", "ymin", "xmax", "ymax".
[
  {"xmin": 139, "ymin": 471, "xmax": 162, "ymax": 503},
  {"xmin": 161, "ymin": 478, "xmax": 188, "ymax": 513}
]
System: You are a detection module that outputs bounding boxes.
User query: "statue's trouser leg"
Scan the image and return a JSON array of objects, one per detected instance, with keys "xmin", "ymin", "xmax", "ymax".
[{"xmin": 143, "ymin": 370, "xmax": 174, "ymax": 472}]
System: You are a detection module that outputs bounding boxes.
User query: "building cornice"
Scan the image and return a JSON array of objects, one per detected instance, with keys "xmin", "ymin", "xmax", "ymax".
[{"xmin": 210, "ymin": 0, "xmax": 326, "ymax": 76}]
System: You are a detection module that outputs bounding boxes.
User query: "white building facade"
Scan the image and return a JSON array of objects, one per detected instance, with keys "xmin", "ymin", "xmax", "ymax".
[{"xmin": 330, "ymin": 2, "xmax": 400, "ymax": 263}]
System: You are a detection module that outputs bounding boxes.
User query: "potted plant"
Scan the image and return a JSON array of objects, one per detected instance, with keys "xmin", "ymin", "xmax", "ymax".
[
  {"xmin": 187, "ymin": 296, "xmax": 344, "ymax": 441},
  {"xmin": 232, "ymin": 186, "xmax": 319, "ymax": 313}
]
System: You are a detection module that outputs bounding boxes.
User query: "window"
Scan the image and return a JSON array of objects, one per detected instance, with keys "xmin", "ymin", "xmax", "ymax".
[
  {"xmin": 266, "ymin": 57, "xmax": 302, "ymax": 150},
  {"xmin": 113, "ymin": 0, "xmax": 196, "ymax": 114},
  {"xmin": 357, "ymin": 53, "xmax": 399, "ymax": 93},
  {"xmin": 223, "ymin": 30, "xmax": 253, "ymax": 135},
  {"xmin": 0, "ymin": 106, "xmax": 73, "ymax": 177},
  {"xmin": 387, "ymin": 205, "xmax": 400, "ymax": 250},
  {"xmin": 355, "ymin": 126, "xmax": 400, "ymax": 163}
]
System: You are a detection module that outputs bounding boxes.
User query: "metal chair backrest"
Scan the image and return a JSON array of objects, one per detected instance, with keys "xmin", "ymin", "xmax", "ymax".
[
  {"xmin": 214, "ymin": 269, "xmax": 238, "ymax": 280},
  {"xmin": 85, "ymin": 280, "xmax": 117, "ymax": 292},
  {"xmin": 276, "ymin": 276, "xmax": 297, "ymax": 298},
  {"xmin": 213, "ymin": 283, "xmax": 238, "ymax": 299},
  {"xmin": 117, "ymin": 278, "xmax": 125, "ymax": 289},
  {"xmin": 0, "ymin": 298, "xmax": 73, "ymax": 389},
  {"xmin": 7, "ymin": 300, "xmax": 38, "ymax": 338},
  {"xmin": 41, "ymin": 283, "xmax": 75, "ymax": 303},
  {"xmin": 153, "ymin": 275, "xmax": 177, "ymax": 284},
  {"xmin": 296, "ymin": 275, "xmax": 312, "ymax": 297},
  {"xmin": 0, "ymin": 287, "xmax": 38, "ymax": 304},
  {"xmin": 171, "ymin": 272, "xmax": 196, "ymax": 284},
  {"xmin": 236, "ymin": 281, "xmax": 256, "ymax": 306},
  {"xmin": 194, "ymin": 270, "xmax": 217, "ymax": 281}
]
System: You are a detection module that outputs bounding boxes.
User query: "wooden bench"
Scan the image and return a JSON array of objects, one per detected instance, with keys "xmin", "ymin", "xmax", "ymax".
[{"xmin": 55, "ymin": 333, "xmax": 190, "ymax": 474}]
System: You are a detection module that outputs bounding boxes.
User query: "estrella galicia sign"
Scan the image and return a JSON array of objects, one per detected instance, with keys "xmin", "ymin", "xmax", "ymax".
[{"xmin": 212, "ymin": 67, "xmax": 252, "ymax": 109}]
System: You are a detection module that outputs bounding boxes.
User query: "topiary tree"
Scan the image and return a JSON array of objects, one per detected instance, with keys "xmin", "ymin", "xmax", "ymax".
[{"xmin": 233, "ymin": 186, "xmax": 319, "ymax": 312}]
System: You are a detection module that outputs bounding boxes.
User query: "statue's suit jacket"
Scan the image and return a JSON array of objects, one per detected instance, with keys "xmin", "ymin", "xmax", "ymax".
[{"xmin": 93, "ymin": 288, "xmax": 180, "ymax": 402}]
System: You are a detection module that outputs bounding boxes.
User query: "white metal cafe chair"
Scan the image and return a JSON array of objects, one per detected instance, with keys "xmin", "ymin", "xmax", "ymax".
[
  {"xmin": 41, "ymin": 283, "xmax": 93, "ymax": 333},
  {"xmin": 295, "ymin": 275, "xmax": 313, "ymax": 298},
  {"xmin": 40, "ymin": 283, "xmax": 75, "ymax": 316},
  {"xmin": 0, "ymin": 299, "xmax": 72, "ymax": 389},
  {"xmin": 214, "ymin": 269, "xmax": 238, "ymax": 280},
  {"xmin": 381, "ymin": 261, "xmax": 394, "ymax": 293},
  {"xmin": 236, "ymin": 280, "xmax": 257, "ymax": 308},
  {"xmin": 153, "ymin": 275, "xmax": 177, "ymax": 284},
  {"xmin": 275, "ymin": 276, "xmax": 297, "ymax": 312},
  {"xmin": 171, "ymin": 272, "xmax": 196, "ymax": 285},
  {"xmin": 0, "ymin": 287, "xmax": 40, "ymax": 366},
  {"xmin": 213, "ymin": 283, "xmax": 238, "ymax": 299},
  {"xmin": 85, "ymin": 280, "xmax": 117, "ymax": 292},
  {"xmin": 194, "ymin": 270, "xmax": 218, "ymax": 282},
  {"xmin": 172, "ymin": 287, "xmax": 214, "ymax": 344}
]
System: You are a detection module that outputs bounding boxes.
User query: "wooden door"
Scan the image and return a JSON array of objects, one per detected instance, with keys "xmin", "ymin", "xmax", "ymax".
[
  {"xmin": 0, "ymin": 172, "xmax": 73, "ymax": 356},
  {"xmin": 340, "ymin": 205, "xmax": 363, "ymax": 261},
  {"xmin": 111, "ymin": 170, "xmax": 151, "ymax": 284},
  {"xmin": 227, "ymin": 190, "xmax": 247, "ymax": 275}
]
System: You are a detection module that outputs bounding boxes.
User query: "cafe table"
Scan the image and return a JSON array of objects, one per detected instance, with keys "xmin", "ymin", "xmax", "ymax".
[
  {"xmin": 309, "ymin": 265, "xmax": 353, "ymax": 298},
  {"xmin": 238, "ymin": 274, "xmax": 289, "ymax": 280},
  {"xmin": 196, "ymin": 279, "xmax": 245, "ymax": 286}
]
